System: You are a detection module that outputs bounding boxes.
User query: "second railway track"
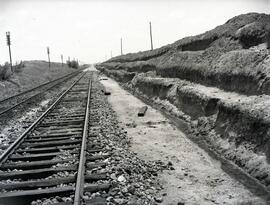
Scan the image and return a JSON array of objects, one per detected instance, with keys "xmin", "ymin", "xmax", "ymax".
[
  {"xmin": 0, "ymin": 71, "xmax": 110, "ymax": 205},
  {"xmin": 0, "ymin": 70, "xmax": 82, "ymax": 117}
]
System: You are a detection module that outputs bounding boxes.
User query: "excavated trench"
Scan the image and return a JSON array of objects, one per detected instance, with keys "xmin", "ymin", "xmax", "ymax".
[
  {"xmin": 102, "ymin": 45, "xmax": 270, "ymax": 96},
  {"xmin": 97, "ymin": 66, "xmax": 270, "ymax": 197},
  {"xmin": 97, "ymin": 12, "xmax": 270, "ymax": 202}
]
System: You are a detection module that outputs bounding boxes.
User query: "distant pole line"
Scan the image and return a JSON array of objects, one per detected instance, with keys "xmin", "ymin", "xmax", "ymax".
[
  {"xmin": 149, "ymin": 22, "xmax": 153, "ymax": 51},
  {"xmin": 6, "ymin": 32, "xmax": 13, "ymax": 72},
  {"xmin": 120, "ymin": 38, "xmax": 123, "ymax": 55},
  {"xmin": 47, "ymin": 47, "xmax": 50, "ymax": 68}
]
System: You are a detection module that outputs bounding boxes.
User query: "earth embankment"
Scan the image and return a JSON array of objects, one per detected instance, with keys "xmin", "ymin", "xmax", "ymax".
[
  {"xmin": 97, "ymin": 12, "xmax": 270, "ymax": 189},
  {"xmin": 0, "ymin": 60, "xmax": 78, "ymax": 100}
]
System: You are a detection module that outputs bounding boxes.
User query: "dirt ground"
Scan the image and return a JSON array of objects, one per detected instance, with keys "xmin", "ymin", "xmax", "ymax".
[{"xmin": 100, "ymin": 76, "xmax": 266, "ymax": 205}]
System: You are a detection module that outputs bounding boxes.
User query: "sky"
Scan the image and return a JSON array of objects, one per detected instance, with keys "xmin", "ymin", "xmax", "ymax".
[{"xmin": 0, "ymin": 0, "xmax": 269, "ymax": 64}]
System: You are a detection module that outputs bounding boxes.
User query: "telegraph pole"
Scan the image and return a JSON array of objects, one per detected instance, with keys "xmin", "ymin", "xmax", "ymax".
[
  {"xmin": 120, "ymin": 38, "xmax": 123, "ymax": 55},
  {"xmin": 149, "ymin": 22, "xmax": 153, "ymax": 50},
  {"xmin": 61, "ymin": 54, "xmax": 63, "ymax": 67},
  {"xmin": 6, "ymin": 32, "xmax": 13, "ymax": 72},
  {"xmin": 47, "ymin": 47, "xmax": 50, "ymax": 68}
]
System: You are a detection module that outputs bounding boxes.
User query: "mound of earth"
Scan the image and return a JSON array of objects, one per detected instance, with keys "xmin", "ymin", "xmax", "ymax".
[{"xmin": 96, "ymin": 13, "xmax": 270, "ymax": 190}]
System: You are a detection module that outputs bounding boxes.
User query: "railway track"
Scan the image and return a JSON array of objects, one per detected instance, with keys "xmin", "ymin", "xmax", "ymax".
[
  {"xmin": 0, "ymin": 70, "xmax": 82, "ymax": 117},
  {"xmin": 0, "ymin": 71, "xmax": 110, "ymax": 205}
]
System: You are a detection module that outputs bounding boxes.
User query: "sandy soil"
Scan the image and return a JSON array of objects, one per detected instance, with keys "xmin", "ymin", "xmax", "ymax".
[{"xmin": 100, "ymin": 76, "xmax": 266, "ymax": 205}]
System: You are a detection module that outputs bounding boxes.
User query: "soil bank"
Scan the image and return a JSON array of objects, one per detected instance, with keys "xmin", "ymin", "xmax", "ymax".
[{"xmin": 100, "ymin": 75, "xmax": 266, "ymax": 205}]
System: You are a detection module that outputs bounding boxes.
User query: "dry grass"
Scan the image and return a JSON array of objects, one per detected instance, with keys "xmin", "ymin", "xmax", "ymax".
[
  {"xmin": 0, "ymin": 63, "xmax": 11, "ymax": 80},
  {"xmin": 67, "ymin": 60, "xmax": 79, "ymax": 69},
  {"xmin": 14, "ymin": 61, "xmax": 25, "ymax": 73},
  {"xmin": 0, "ymin": 61, "xmax": 25, "ymax": 80},
  {"xmin": 0, "ymin": 60, "xmax": 77, "ymax": 100}
]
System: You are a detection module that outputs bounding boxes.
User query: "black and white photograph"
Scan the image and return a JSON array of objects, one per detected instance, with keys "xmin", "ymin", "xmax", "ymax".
[{"xmin": 0, "ymin": 0, "xmax": 270, "ymax": 204}]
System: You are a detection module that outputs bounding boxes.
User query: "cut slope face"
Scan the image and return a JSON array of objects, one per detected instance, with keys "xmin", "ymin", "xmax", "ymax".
[
  {"xmin": 103, "ymin": 12, "xmax": 270, "ymax": 96},
  {"xmin": 97, "ymin": 12, "xmax": 270, "ymax": 192}
]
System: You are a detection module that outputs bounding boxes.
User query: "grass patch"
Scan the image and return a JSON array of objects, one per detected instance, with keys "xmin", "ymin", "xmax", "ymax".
[
  {"xmin": 0, "ymin": 61, "xmax": 25, "ymax": 80},
  {"xmin": 67, "ymin": 60, "xmax": 79, "ymax": 69},
  {"xmin": 14, "ymin": 61, "xmax": 25, "ymax": 73},
  {"xmin": 0, "ymin": 63, "xmax": 11, "ymax": 80}
]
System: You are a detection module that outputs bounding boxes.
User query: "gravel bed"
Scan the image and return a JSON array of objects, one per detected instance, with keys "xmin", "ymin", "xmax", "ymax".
[
  {"xmin": 0, "ymin": 74, "xmax": 83, "ymax": 155},
  {"xmin": 28, "ymin": 75, "xmax": 171, "ymax": 205},
  {"xmin": 80, "ymin": 79, "xmax": 171, "ymax": 205}
]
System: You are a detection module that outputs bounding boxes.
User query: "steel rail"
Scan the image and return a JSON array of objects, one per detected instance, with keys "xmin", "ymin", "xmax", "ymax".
[
  {"xmin": 74, "ymin": 78, "xmax": 92, "ymax": 205},
  {"xmin": 0, "ymin": 70, "xmax": 82, "ymax": 104},
  {"xmin": 0, "ymin": 72, "xmax": 87, "ymax": 165},
  {"xmin": 0, "ymin": 71, "xmax": 82, "ymax": 116}
]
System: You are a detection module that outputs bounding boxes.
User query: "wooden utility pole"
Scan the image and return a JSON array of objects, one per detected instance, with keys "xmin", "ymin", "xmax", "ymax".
[
  {"xmin": 149, "ymin": 22, "xmax": 153, "ymax": 50},
  {"xmin": 6, "ymin": 32, "xmax": 13, "ymax": 72},
  {"xmin": 47, "ymin": 47, "xmax": 50, "ymax": 68},
  {"xmin": 61, "ymin": 55, "xmax": 63, "ymax": 67},
  {"xmin": 120, "ymin": 38, "xmax": 123, "ymax": 55}
]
